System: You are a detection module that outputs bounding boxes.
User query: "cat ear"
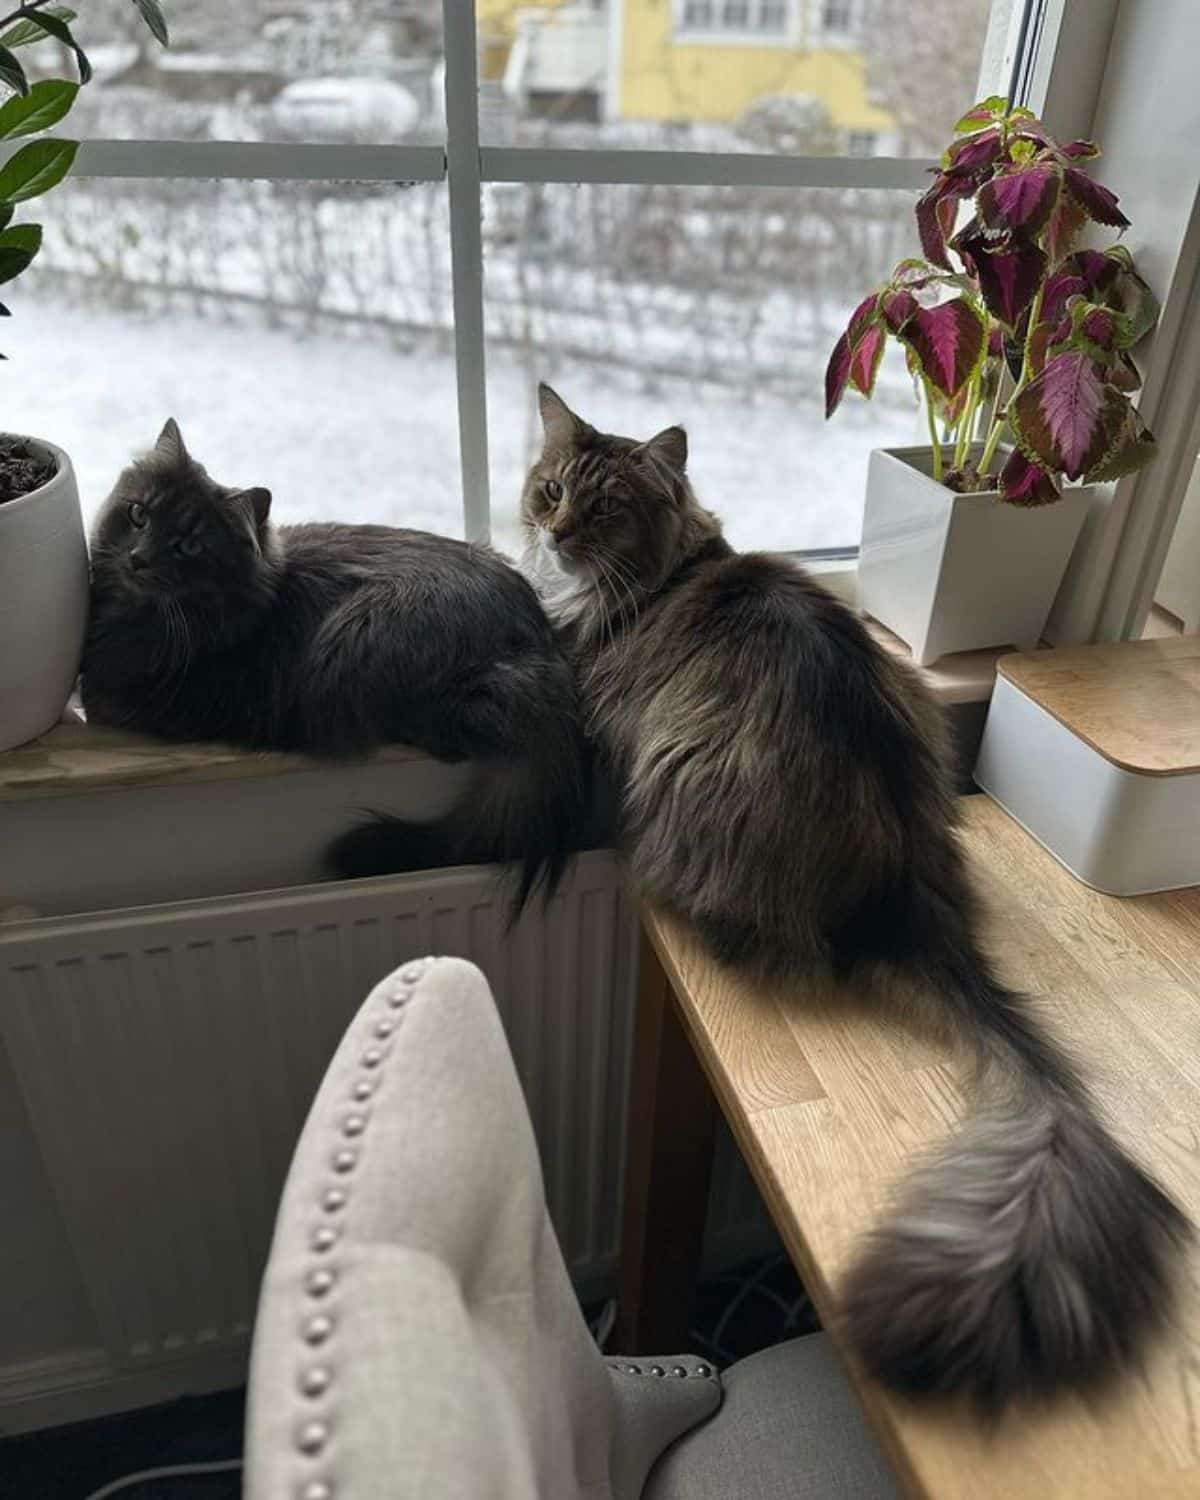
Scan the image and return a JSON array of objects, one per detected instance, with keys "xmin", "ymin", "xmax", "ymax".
[
  {"xmin": 155, "ymin": 418, "xmax": 188, "ymax": 465},
  {"xmin": 640, "ymin": 425, "xmax": 688, "ymax": 471},
  {"xmin": 236, "ymin": 487, "xmax": 272, "ymax": 526},
  {"xmin": 538, "ymin": 383, "xmax": 583, "ymax": 449}
]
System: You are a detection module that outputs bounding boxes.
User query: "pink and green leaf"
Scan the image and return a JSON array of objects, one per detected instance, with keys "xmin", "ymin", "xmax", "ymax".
[
  {"xmin": 1107, "ymin": 352, "xmax": 1142, "ymax": 393},
  {"xmin": 899, "ymin": 297, "xmax": 986, "ymax": 398},
  {"xmin": 849, "ymin": 323, "xmax": 886, "ymax": 397},
  {"xmin": 825, "ymin": 333, "xmax": 854, "ymax": 419},
  {"xmin": 881, "ymin": 287, "xmax": 918, "ymax": 333},
  {"xmin": 957, "ymin": 228, "xmax": 1046, "ymax": 328},
  {"xmin": 929, "ymin": 379, "xmax": 972, "ymax": 427},
  {"xmin": 952, "ymin": 96, "xmax": 1006, "ymax": 133},
  {"xmin": 978, "ymin": 163, "xmax": 1061, "ymax": 237},
  {"xmin": 916, "ymin": 179, "xmax": 962, "ymax": 270},
  {"xmin": 1064, "ymin": 168, "xmax": 1130, "ymax": 228},
  {"xmin": 942, "ymin": 127, "xmax": 1003, "ymax": 178},
  {"xmin": 1010, "ymin": 350, "xmax": 1126, "ymax": 479},
  {"xmin": 1045, "ymin": 190, "xmax": 1087, "ymax": 262},
  {"xmin": 1107, "ymin": 263, "xmax": 1159, "ymax": 344},
  {"xmin": 1063, "ymin": 247, "xmax": 1122, "ymax": 294},
  {"xmin": 1084, "ymin": 406, "xmax": 1157, "ymax": 483},
  {"xmin": 1000, "ymin": 448, "xmax": 1060, "ymax": 507},
  {"xmin": 824, "ymin": 292, "xmax": 882, "ymax": 418},
  {"xmin": 1009, "ymin": 118, "xmax": 1053, "ymax": 150},
  {"xmin": 1062, "ymin": 299, "xmax": 1134, "ymax": 362},
  {"xmin": 1060, "ymin": 138, "xmax": 1100, "ymax": 160},
  {"xmin": 1026, "ymin": 320, "xmax": 1056, "ymax": 379},
  {"xmin": 1041, "ymin": 270, "xmax": 1086, "ymax": 325},
  {"xmin": 845, "ymin": 291, "xmax": 881, "ymax": 345}
]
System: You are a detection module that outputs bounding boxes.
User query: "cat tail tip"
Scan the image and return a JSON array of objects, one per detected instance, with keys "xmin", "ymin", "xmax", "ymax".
[{"xmin": 840, "ymin": 1078, "xmax": 1191, "ymax": 1413}]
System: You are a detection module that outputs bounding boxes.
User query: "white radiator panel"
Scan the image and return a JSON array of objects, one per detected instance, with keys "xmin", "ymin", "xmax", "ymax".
[{"xmin": 0, "ymin": 852, "xmax": 769, "ymax": 1425}]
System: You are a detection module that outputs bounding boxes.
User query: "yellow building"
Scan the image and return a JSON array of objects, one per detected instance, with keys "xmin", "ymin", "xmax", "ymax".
[{"xmin": 478, "ymin": 1, "xmax": 895, "ymax": 152}]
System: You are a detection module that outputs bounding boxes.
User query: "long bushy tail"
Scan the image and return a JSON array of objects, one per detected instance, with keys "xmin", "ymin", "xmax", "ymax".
[
  {"xmin": 326, "ymin": 658, "xmax": 596, "ymax": 912},
  {"xmin": 841, "ymin": 941, "xmax": 1191, "ymax": 1411}
]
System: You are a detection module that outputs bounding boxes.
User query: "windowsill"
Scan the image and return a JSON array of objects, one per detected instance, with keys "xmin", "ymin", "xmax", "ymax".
[
  {"xmin": 0, "ymin": 713, "xmax": 429, "ymax": 805},
  {"xmin": 0, "ymin": 628, "xmax": 1010, "ymax": 807}
]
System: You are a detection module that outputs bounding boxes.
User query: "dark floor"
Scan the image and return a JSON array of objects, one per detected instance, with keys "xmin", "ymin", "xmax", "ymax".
[{"xmin": 1, "ymin": 1255, "xmax": 815, "ymax": 1500}]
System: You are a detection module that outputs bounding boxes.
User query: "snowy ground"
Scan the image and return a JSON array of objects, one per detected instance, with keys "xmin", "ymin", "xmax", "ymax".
[{"xmin": 7, "ymin": 296, "xmax": 923, "ymax": 558}]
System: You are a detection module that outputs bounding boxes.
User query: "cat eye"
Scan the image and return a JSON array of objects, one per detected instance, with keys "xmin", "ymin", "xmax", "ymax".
[
  {"xmin": 544, "ymin": 479, "xmax": 563, "ymax": 502},
  {"xmin": 128, "ymin": 501, "xmax": 148, "ymax": 528},
  {"xmin": 179, "ymin": 535, "xmax": 203, "ymax": 558}
]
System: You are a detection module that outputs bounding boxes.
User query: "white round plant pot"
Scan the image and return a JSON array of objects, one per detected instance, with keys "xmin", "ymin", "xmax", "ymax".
[
  {"xmin": 857, "ymin": 445, "xmax": 1090, "ymax": 668},
  {"xmin": 0, "ymin": 437, "xmax": 88, "ymax": 751}
]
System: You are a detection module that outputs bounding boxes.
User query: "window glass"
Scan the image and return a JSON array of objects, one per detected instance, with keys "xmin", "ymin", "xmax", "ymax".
[
  {"xmin": 52, "ymin": 1, "xmax": 445, "ymax": 144},
  {"xmin": 477, "ymin": 0, "xmax": 1013, "ymax": 157},
  {"xmin": 12, "ymin": 179, "xmax": 462, "ymax": 535},
  {"xmin": 483, "ymin": 182, "xmax": 922, "ymax": 558}
]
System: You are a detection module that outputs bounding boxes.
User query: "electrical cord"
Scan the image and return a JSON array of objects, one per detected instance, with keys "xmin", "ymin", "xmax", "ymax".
[{"xmin": 81, "ymin": 1457, "xmax": 242, "ymax": 1500}]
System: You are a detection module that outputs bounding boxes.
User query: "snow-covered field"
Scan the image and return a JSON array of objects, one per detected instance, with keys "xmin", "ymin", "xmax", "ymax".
[{"xmin": 7, "ymin": 295, "xmax": 922, "ymax": 557}]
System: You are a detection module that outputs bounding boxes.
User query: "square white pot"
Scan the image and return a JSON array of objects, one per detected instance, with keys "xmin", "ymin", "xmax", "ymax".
[{"xmin": 857, "ymin": 446, "xmax": 1090, "ymax": 667}]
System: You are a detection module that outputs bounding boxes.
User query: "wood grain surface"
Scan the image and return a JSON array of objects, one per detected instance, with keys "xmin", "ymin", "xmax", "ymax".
[
  {"xmin": 998, "ymin": 637, "xmax": 1200, "ymax": 776},
  {"xmin": 641, "ymin": 796, "xmax": 1200, "ymax": 1499}
]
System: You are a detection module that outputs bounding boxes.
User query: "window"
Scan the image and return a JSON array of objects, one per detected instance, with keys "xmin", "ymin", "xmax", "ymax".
[
  {"xmin": 677, "ymin": 0, "xmax": 793, "ymax": 38},
  {"xmin": 821, "ymin": 0, "xmax": 856, "ymax": 36},
  {"xmin": 30, "ymin": 0, "xmax": 1115, "ymax": 564}
]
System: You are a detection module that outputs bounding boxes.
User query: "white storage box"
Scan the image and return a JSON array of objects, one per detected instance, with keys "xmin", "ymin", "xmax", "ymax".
[{"xmin": 975, "ymin": 638, "xmax": 1200, "ymax": 896}]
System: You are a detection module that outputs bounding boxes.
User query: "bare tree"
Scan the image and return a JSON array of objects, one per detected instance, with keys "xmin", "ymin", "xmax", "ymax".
[
  {"xmin": 865, "ymin": 0, "xmax": 996, "ymax": 154},
  {"xmin": 78, "ymin": 0, "xmax": 263, "ymax": 56}
]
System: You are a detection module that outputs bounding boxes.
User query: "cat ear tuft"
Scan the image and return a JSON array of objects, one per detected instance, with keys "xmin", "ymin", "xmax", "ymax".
[
  {"xmin": 642, "ymin": 425, "xmax": 688, "ymax": 471},
  {"xmin": 538, "ymin": 383, "xmax": 582, "ymax": 449},
  {"xmin": 154, "ymin": 418, "xmax": 188, "ymax": 465},
  {"xmin": 239, "ymin": 487, "xmax": 272, "ymax": 526}
]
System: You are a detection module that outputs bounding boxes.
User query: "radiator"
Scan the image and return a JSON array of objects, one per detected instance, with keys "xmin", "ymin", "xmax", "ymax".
[{"xmin": 1, "ymin": 853, "xmax": 768, "ymax": 1424}]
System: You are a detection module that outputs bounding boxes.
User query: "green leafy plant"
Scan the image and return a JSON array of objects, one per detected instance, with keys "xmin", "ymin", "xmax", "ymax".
[
  {"xmin": 0, "ymin": 2, "xmax": 168, "ymax": 356},
  {"xmin": 825, "ymin": 96, "xmax": 1159, "ymax": 506}
]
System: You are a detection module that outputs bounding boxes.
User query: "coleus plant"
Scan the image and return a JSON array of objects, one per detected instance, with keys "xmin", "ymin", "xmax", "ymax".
[
  {"xmin": 824, "ymin": 96, "xmax": 1158, "ymax": 506},
  {"xmin": 0, "ymin": 2, "xmax": 169, "ymax": 357}
]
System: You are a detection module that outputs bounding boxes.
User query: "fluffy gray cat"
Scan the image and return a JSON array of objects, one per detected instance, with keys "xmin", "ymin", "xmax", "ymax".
[{"xmin": 81, "ymin": 420, "xmax": 589, "ymax": 903}]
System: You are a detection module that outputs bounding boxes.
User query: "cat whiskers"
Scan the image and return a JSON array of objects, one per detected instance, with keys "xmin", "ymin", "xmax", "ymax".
[
  {"xmin": 588, "ymin": 548, "xmax": 639, "ymax": 642},
  {"xmin": 581, "ymin": 550, "xmax": 621, "ymax": 645}
]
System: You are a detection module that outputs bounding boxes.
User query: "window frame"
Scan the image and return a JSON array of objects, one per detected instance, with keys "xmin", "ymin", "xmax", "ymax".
[{"xmin": 14, "ymin": 0, "xmax": 1188, "ymax": 654}]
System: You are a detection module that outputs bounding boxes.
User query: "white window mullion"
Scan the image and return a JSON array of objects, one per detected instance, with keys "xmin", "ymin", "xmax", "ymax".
[
  {"xmin": 443, "ymin": 0, "xmax": 491, "ymax": 544},
  {"xmin": 479, "ymin": 147, "xmax": 929, "ymax": 190},
  {"xmin": 64, "ymin": 140, "xmax": 447, "ymax": 183}
]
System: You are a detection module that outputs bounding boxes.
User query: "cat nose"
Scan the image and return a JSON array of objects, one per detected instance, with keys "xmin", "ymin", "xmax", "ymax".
[{"xmin": 129, "ymin": 549, "xmax": 150, "ymax": 572}]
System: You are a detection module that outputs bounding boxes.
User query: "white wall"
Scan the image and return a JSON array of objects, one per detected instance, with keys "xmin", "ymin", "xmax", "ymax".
[{"xmin": 1157, "ymin": 453, "xmax": 1200, "ymax": 631}]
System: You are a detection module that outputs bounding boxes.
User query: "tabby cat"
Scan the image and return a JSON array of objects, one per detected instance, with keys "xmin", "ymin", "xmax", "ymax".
[
  {"xmin": 520, "ymin": 385, "xmax": 1187, "ymax": 1410},
  {"xmin": 81, "ymin": 420, "xmax": 587, "ymax": 902}
]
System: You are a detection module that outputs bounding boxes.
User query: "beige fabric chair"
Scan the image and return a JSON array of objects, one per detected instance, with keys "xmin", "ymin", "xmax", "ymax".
[{"xmin": 245, "ymin": 957, "xmax": 898, "ymax": 1500}]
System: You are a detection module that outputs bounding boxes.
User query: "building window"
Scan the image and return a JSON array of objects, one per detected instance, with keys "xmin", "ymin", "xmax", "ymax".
[
  {"xmin": 845, "ymin": 129, "xmax": 877, "ymax": 155},
  {"xmin": 678, "ymin": 0, "xmax": 792, "ymax": 37},
  {"xmin": 821, "ymin": 0, "xmax": 856, "ymax": 35}
]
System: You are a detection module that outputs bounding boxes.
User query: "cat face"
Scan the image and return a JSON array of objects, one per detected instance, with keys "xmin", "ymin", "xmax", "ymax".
[
  {"xmin": 91, "ymin": 420, "xmax": 272, "ymax": 610},
  {"xmin": 520, "ymin": 385, "xmax": 691, "ymax": 596}
]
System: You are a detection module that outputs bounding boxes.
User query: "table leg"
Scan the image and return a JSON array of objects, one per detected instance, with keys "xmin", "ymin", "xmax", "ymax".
[{"xmin": 612, "ymin": 922, "xmax": 719, "ymax": 1355}]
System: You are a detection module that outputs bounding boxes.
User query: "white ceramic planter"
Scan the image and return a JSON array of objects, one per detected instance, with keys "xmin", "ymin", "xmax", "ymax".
[
  {"xmin": 857, "ymin": 445, "xmax": 1090, "ymax": 667},
  {"xmin": 0, "ymin": 437, "xmax": 88, "ymax": 751}
]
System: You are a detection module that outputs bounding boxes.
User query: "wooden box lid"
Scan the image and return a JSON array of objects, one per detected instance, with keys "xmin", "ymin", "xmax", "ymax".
[{"xmin": 997, "ymin": 637, "xmax": 1200, "ymax": 776}]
